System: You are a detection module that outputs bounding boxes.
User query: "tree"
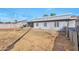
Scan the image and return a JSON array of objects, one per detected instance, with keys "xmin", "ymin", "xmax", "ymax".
[
  {"xmin": 15, "ymin": 20, "xmax": 18, "ymax": 23},
  {"xmin": 43, "ymin": 14, "xmax": 48, "ymax": 16},
  {"xmin": 50, "ymin": 13, "xmax": 56, "ymax": 16}
]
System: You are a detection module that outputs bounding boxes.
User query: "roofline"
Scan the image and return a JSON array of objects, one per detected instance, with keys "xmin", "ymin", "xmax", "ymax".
[
  {"xmin": 28, "ymin": 19, "xmax": 77, "ymax": 23},
  {"xmin": 31, "ymin": 15, "xmax": 79, "ymax": 22},
  {"xmin": 32, "ymin": 14, "xmax": 76, "ymax": 20}
]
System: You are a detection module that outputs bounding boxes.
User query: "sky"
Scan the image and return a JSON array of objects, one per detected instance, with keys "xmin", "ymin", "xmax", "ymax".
[{"xmin": 0, "ymin": 8, "xmax": 79, "ymax": 22}]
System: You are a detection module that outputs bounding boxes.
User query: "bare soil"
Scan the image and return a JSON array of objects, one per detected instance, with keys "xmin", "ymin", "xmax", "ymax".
[
  {"xmin": 53, "ymin": 32, "xmax": 74, "ymax": 51},
  {"xmin": 0, "ymin": 28, "xmax": 74, "ymax": 51},
  {"xmin": 10, "ymin": 28, "xmax": 57, "ymax": 51},
  {"xmin": 0, "ymin": 28, "xmax": 30, "ymax": 50}
]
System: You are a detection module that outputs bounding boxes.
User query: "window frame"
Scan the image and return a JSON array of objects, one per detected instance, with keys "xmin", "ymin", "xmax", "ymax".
[
  {"xmin": 36, "ymin": 23, "xmax": 39, "ymax": 27},
  {"xmin": 54, "ymin": 21, "xmax": 59, "ymax": 27},
  {"xmin": 44, "ymin": 22, "xmax": 47, "ymax": 27}
]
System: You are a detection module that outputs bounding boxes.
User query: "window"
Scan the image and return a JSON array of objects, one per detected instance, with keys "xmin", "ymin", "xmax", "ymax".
[
  {"xmin": 36, "ymin": 23, "xmax": 38, "ymax": 27},
  {"xmin": 57, "ymin": 22, "xmax": 59, "ymax": 27},
  {"xmin": 55, "ymin": 22, "xmax": 56, "ymax": 27},
  {"xmin": 54, "ymin": 21, "xmax": 59, "ymax": 27},
  {"xmin": 44, "ymin": 22, "xmax": 47, "ymax": 27}
]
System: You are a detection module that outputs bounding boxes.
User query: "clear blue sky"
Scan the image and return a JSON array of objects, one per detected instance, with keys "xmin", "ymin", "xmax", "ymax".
[{"xmin": 0, "ymin": 8, "xmax": 79, "ymax": 22}]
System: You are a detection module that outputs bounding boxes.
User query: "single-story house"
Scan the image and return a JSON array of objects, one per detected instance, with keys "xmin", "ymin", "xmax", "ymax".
[
  {"xmin": 28, "ymin": 15, "xmax": 79, "ymax": 31},
  {"xmin": 0, "ymin": 20, "xmax": 27, "ymax": 30},
  {"xmin": 0, "ymin": 14, "xmax": 79, "ymax": 31}
]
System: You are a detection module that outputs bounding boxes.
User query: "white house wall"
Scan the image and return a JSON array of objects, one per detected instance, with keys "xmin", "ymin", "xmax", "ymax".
[
  {"xmin": 68, "ymin": 20, "xmax": 76, "ymax": 28},
  {"xmin": 33, "ymin": 21, "xmax": 68, "ymax": 31},
  {"xmin": 33, "ymin": 20, "xmax": 76, "ymax": 31},
  {"xmin": 58, "ymin": 21, "xmax": 68, "ymax": 30}
]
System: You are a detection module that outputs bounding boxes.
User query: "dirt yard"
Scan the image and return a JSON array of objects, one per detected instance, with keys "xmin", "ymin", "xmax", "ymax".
[
  {"xmin": 10, "ymin": 29, "xmax": 58, "ymax": 51},
  {"xmin": 53, "ymin": 32, "xmax": 74, "ymax": 51},
  {"xmin": 0, "ymin": 28, "xmax": 74, "ymax": 51},
  {"xmin": 0, "ymin": 28, "xmax": 30, "ymax": 50}
]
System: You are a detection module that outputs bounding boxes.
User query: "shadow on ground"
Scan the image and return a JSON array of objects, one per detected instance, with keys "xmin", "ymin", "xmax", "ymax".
[{"xmin": 53, "ymin": 31, "xmax": 74, "ymax": 51}]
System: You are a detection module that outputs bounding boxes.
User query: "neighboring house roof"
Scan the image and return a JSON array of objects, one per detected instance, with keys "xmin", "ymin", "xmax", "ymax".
[
  {"xmin": 0, "ymin": 20, "xmax": 27, "ymax": 24},
  {"xmin": 0, "ymin": 22, "xmax": 16, "ymax": 24},
  {"xmin": 17, "ymin": 20, "xmax": 27, "ymax": 23},
  {"xmin": 31, "ymin": 15, "xmax": 78, "ymax": 22}
]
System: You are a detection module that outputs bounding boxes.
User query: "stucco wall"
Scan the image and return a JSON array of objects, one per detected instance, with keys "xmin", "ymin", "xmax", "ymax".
[{"xmin": 33, "ymin": 20, "xmax": 76, "ymax": 31}]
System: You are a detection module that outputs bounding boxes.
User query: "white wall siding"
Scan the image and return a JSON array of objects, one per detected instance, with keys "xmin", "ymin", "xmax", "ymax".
[
  {"xmin": 33, "ymin": 20, "xmax": 76, "ymax": 31},
  {"xmin": 55, "ymin": 21, "xmax": 67, "ymax": 30},
  {"xmin": 69, "ymin": 20, "xmax": 76, "ymax": 28},
  {"xmin": 33, "ymin": 21, "xmax": 68, "ymax": 31}
]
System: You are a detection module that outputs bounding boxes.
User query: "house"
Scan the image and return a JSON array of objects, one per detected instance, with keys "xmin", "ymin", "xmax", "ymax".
[
  {"xmin": 16, "ymin": 20, "xmax": 27, "ymax": 28},
  {"xmin": 28, "ymin": 14, "xmax": 79, "ymax": 31},
  {"xmin": 0, "ymin": 14, "xmax": 79, "ymax": 31},
  {"xmin": 0, "ymin": 20, "xmax": 27, "ymax": 30}
]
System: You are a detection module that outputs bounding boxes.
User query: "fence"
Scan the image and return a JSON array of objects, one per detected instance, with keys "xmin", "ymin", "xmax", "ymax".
[{"xmin": 68, "ymin": 29, "xmax": 79, "ymax": 51}]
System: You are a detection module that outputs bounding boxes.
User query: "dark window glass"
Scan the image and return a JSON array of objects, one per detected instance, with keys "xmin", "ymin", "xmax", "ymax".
[
  {"xmin": 36, "ymin": 23, "xmax": 38, "ymax": 26},
  {"xmin": 54, "ymin": 21, "xmax": 59, "ymax": 27},
  {"xmin": 57, "ymin": 22, "xmax": 59, "ymax": 27},
  {"xmin": 44, "ymin": 22, "xmax": 47, "ymax": 27}
]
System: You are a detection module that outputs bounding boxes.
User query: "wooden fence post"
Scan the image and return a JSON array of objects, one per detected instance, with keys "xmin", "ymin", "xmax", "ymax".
[
  {"xmin": 72, "ymin": 31, "xmax": 78, "ymax": 51},
  {"xmin": 69, "ymin": 30, "xmax": 73, "ymax": 42}
]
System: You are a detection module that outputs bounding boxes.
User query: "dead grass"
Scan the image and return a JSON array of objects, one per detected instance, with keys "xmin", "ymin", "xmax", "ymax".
[
  {"xmin": 10, "ymin": 28, "xmax": 58, "ymax": 51},
  {"xmin": 0, "ymin": 28, "xmax": 30, "ymax": 50},
  {"xmin": 0, "ymin": 28, "xmax": 74, "ymax": 51}
]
